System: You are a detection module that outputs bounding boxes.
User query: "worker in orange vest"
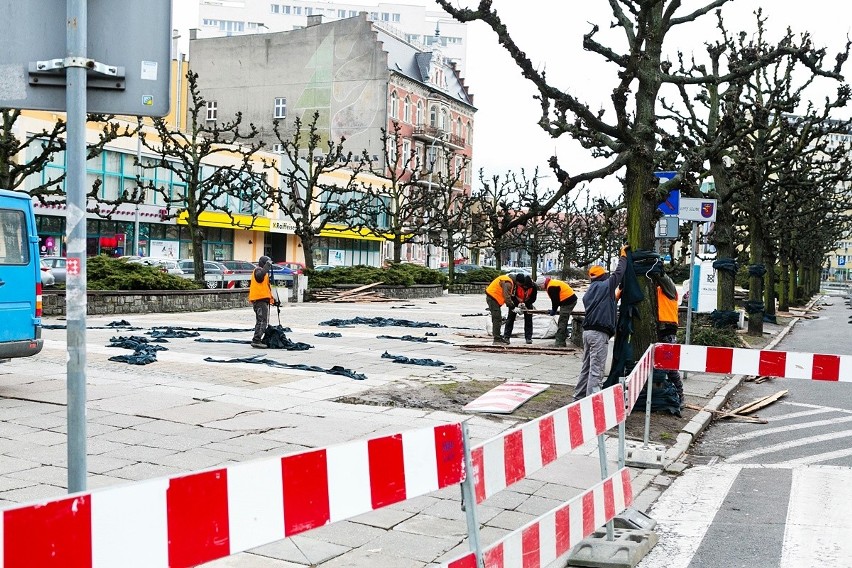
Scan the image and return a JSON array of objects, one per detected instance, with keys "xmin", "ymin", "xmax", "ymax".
[
  {"xmin": 485, "ymin": 273, "xmax": 518, "ymax": 345},
  {"xmin": 535, "ymin": 275, "xmax": 578, "ymax": 347},
  {"xmin": 653, "ymin": 271, "xmax": 684, "ymax": 406},
  {"xmin": 249, "ymin": 255, "xmax": 276, "ymax": 348},
  {"xmin": 503, "ymin": 274, "xmax": 537, "ymax": 344}
]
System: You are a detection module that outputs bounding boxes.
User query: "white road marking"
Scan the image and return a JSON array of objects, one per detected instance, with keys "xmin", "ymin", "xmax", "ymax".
[
  {"xmin": 637, "ymin": 465, "xmax": 741, "ymax": 568},
  {"xmin": 776, "ymin": 447, "xmax": 852, "ymax": 467},
  {"xmin": 766, "ymin": 406, "xmax": 837, "ymax": 421},
  {"xmin": 726, "ymin": 429, "xmax": 852, "ymax": 463},
  {"xmin": 721, "ymin": 415, "xmax": 852, "ymax": 443},
  {"xmin": 781, "ymin": 466, "xmax": 852, "ymax": 567}
]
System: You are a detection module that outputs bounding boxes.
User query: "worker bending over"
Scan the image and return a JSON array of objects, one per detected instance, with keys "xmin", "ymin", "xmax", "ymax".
[{"xmin": 535, "ymin": 276, "xmax": 578, "ymax": 348}]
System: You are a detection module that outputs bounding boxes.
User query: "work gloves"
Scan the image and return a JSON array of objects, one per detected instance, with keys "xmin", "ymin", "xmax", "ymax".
[
  {"xmin": 620, "ymin": 245, "xmax": 631, "ymax": 257},
  {"xmin": 548, "ymin": 308, "xmax": 558, "ymax": 316}
]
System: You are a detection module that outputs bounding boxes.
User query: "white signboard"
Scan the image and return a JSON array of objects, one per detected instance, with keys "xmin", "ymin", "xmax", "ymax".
[
  {"xmin": 680, "ymin": 198, "xmax": 717, "ymax": 222},
  {"xmin": 329, "ymin": 249, "xmax": 346, "ymax": 266},
  {"xmin": 270, "ymin": 219, "xmax": 297, "ymax": 234},
  {"xmin": 149, "ymin": 240, "xmax": 179, "ymax": 259}
]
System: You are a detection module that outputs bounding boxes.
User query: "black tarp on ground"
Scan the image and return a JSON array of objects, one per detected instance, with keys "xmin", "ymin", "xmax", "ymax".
[
  {"xmin": 377, "ymin": 334, "xmax": 453, "ymax": 344},
  {"xmin": 320, "ymin": 317, "xmax": 446, "ymax": 328},
  {"xmin": 262, "ymin": 325, "xmax": 313, "ymax": 350},
  {"xmin": 204, "ymin": 355, "xmax": 366, "ymax": 380},
  {"xmin": 315, "ymin": 332, "xmax": 343, "ymax": 338},
  {"xmin": 107, "ymin": 335, "xmax": 168, "ymax": 365},
  {"xmin": 147, "ymin": 328, "xmax": 201, "ymax": 339},
  {"xmin": 107, "ymin": 336, "xmax": 168, "ymax": 350},
  {"xmin": 380, "ymin": 351, "xmax": 454, "ymax": 369}
]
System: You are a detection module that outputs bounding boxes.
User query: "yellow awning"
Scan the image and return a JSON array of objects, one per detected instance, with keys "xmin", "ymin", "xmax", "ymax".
[
  {"xmin": 177, "ymin": 211, "xmax": 271, "ymax": 232},
  {"xmin": 319, "ymin": 224, "xmax": 412, "ymax": 242}
]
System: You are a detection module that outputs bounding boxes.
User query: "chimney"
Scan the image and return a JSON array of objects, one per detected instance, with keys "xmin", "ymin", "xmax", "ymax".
[{"xmin": 307, "ymin": 14, "xmax": 323, "ymax": 27}]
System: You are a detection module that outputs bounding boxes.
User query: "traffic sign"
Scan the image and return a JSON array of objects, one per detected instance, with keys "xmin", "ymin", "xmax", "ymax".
[
  {"xmin": 0, "ymin": 0, "xmax": 172, "ymax": 116},
  {"xmin": 680, "ymin": 198, "xmax": 717, "ymax": 222},
  {"xmin": 654, "ymin": 171, "xmax": 680, "ymax": 215}
]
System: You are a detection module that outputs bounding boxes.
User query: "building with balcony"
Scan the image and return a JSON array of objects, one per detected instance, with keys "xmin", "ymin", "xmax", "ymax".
[{"xmin": 189, "ymin": 12, "xmax": 475, "ymax": 266}]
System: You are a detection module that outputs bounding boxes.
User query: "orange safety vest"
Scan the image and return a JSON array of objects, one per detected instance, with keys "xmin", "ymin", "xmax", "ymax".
[
  {"xmin": 248, "ymin": 271, "xmax": 274, "ymax": 303},
  {"xmin": 549, "ymin": 280, "xmax": 575, "ymax": 303},
  {"xmin": 657, "ymin": 287, "xmax": 679, "ymax": 325},
  {"xmin": 486, "ymin": 275, "xmax": 514, "ymax": 305},
  {"xmin": 516, "ymin": 285, "xmax": 534, "ymax": 302}
]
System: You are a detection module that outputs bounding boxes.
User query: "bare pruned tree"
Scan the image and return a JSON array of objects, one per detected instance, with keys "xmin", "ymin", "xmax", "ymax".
[
  {"xmin": 140, "ymin": 70, "xmax": 266, "ymax": 285},
  {"xmin": 269, "ymin": 110, "xmax": 364, "ymax": 270},
  {"xmin": 353, "ymin": 121, "xmax": 429, "ymax": 263}
]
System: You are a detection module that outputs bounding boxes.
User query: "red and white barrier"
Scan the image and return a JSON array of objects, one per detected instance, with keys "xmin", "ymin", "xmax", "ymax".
[
  {"xmin": 470, "ymin": 385, "xmax": 625, "ymax": 504},
  {"xmin": 654, "ymin": 343, "xmax": 852, "ymax": 382},
  {"xmin": 444, "ymin": 468, "xmax": 633, "ymax": 568},
  {"xmin": 625, "ymin": 345, "xmax": 654, "ymax": 413},
  {"xmin": 0, "ymin": 423, "xmax": 464, "ymax": 568}
]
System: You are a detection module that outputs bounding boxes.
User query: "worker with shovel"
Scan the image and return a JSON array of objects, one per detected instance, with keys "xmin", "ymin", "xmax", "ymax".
[
  {"xmin": 535, "ymin": 275, "xmax": 578, "ymax": 347},
  {"xmin": 249, "ymin": 255, "xmax": 276, "ymax": 349}
]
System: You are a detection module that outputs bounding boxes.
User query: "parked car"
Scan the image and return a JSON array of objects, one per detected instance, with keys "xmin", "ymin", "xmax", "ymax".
[
  {"xmin": 312, "ymin": 264, "xmax": 335, "ymax": 271},
  {"xmin": 220, "ymin": 260, "xmax": 257, "ymax": 288},
  {"xmin": 129, "ymin": 257, "xmax": 184, "ymax": 276},
  {"xmin": 270, "ymin": 264, "xmax": 297, "ymax": 287},
  {"xmin": 177, "ymin": 259, "xmax": 234, "ymax": 289},
  {"xmin": 439, "ymin": 263, "xmax": 481, "ymax": 275},
  {"xmin": 41, "ymin": 256, "xmax": 67, "ymax": 283},
  {"xmin": 40, "ymin": 260, "xmax": 56, "ymax": 287},
  {"xmin": 275, "ymin": 261, "xmax": 305, "ymax": 275}
]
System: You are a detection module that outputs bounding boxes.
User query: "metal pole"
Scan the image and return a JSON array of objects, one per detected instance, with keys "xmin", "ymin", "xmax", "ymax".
[
  {"xmin": 596, "ymin": 433, "xmax": 614, "ymax": 541},
  {"xmin": 65, "ymin": 0, "xmax": 88, "ymax": 493},
  {"xmin": 459, "ymin": 422, "xmax": 484, "ymax": 567},
  {"xmin": 642, "ymin": 344, "xmax": 656, "ymax": 449},
  {"xmin": 683, "ymin": 221, "xmax": 699, "ymax": 381},
  {"xmin": 134, "ymin": 117, "xmax": 142, "ymax": 256}
]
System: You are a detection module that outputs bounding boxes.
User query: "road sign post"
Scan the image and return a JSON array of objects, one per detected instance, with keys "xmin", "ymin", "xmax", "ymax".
[
  {"xmin": 1, "ymin": 0, "xmax": 172, "ymax": 493},
  {"xmin": 679, "ymin": 198, "xmax": 718, "ymax": 356}
]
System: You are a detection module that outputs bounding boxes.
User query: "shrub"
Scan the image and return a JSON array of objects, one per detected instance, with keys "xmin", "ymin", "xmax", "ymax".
[
  {"xmin": 666, "ymin": 263, "xmax": 691, "ymax": 283},
  {"xmin": 456, "ymin": 267, "xmax": 502, "ymax": 284},
  {"xmin": 305, "ymin": 263, "xmax": 448, "ymax": 289},
  {"xmin": 677, "ymin": 314, "xmax": 743, "ymax": 347},
  {"xmin": 87, "ymin": 255, "xmax": 201, "ymax": 291}
]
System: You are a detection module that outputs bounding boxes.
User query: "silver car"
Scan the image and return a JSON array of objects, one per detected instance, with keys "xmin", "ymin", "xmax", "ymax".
[{"xmin": 41, "ymin": 256, "xmax": 68, "ymax": 283}]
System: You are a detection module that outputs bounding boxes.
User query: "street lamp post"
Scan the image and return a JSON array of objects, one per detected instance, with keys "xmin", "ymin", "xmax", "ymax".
[{"xmin": 426, "ymin": 132, "xmax": 447, "ymax": 269}]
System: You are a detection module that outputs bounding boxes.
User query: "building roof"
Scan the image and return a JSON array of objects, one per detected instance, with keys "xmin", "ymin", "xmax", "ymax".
[{"xmin": 374, "ymin": 26, "xmax": 474, "ymax": 108}]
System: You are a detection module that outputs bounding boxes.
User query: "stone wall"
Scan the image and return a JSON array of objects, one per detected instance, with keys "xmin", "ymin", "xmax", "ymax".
[
  {"xmin": 448, "ymin": 283, "xmax": 487, "ymax": 295},
  {"xmin": 42, "ymin": 289, "xmax": 249, "ymax": 316},
  {"xmin": 306, "ymin": 284, "xmax": 443, "ymax": 301}
]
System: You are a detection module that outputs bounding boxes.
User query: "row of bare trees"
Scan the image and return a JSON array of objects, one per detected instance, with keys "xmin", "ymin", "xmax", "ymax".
[{"xmin": 433, "ymin": 1, "xmax": 852, "ymax": 350}]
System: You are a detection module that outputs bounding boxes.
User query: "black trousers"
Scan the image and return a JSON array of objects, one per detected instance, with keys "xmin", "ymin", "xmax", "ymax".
[{"xmin": 252, "ymin": 300, "xmax": 270, "ymax": 343}]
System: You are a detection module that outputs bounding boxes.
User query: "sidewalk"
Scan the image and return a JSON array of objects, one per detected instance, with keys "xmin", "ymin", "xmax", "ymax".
[{"xmin": 0, "ymin": 293, "xmax": 797, "ymax": 567}]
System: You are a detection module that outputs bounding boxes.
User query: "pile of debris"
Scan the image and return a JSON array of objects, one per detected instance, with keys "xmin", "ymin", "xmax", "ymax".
[
  {"xmin": 686, "ymin": 389, "xmax": 788, "ymax": 424},
  {"xmin": 310, "ymin": 282, "xmax": 396, "ymax": 303}
]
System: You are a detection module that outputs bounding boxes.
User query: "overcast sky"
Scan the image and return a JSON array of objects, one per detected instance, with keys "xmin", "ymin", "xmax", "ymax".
[{"xmin": 174, "ymin": 1, "xmax": 852, "ymax": 197}]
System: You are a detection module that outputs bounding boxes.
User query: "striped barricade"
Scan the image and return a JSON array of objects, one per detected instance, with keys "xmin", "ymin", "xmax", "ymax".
[
  {"xmin": 444, "ymin": 468, "xmax": 633, "ymax": 568},
  {"xmin": 470, "ymin": 385, "xmax": 625, "ymax": 504},
  {"xmin": 654, "ymin": 343, "xmax": 852, "ymax": 381},
  {"xmin": 625, "ymin": 345, "xmax": 654, "ymax": 413},
  {"xmin": 0, "ymin": 423, "xmax": 464, "ymax": 568}
]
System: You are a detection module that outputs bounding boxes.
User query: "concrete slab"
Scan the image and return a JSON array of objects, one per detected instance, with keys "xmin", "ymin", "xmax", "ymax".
[{"xmin": 567, "ymin": 529, "xmax": 658, "ymax": 568}]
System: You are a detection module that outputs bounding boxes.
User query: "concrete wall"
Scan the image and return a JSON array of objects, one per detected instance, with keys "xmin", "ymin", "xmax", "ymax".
[
  {"xmin": 190, "ymin": 15, "xmax": 389, "ymax": 160},
  {"xmin": 305, "ymin": 284, "xmax": 442, "ymax": 300}
]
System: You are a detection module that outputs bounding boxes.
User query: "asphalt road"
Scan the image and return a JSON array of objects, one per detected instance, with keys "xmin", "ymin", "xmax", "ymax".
[{"xmin": 639, "ymin": 292, "xmax": 852, "ymax": 568}]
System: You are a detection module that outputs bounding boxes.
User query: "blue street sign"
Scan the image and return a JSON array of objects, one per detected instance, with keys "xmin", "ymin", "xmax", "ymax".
[{"xmin": 654, "ymin": 171, "xmax": 680, "ymax": 215}]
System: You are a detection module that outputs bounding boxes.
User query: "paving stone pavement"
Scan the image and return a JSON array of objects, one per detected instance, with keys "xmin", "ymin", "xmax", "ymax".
[{"xmin": 0, "ymin": 293, "xmax": 692, "ymax": 566}]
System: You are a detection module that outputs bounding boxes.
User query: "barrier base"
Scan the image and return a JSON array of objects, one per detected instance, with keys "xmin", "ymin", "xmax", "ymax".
[
  {"xmin": 567, "ymin": 528, "xmax": 658, "ymax": 568},
  {"xmin": 613, "ymin": 507, "xmax": 657, "ymax": 531},
  {"xmin": 624, "ymin": 440, "xmax": 666, "ymax": 468}
]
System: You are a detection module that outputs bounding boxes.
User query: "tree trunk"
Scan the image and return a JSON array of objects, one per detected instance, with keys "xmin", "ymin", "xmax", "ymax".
[
  {"xmin": 747, "ymin": 214, "xmax": 765, "ymax": 337},
  {"xmin": 447, "ymin": 241, "xmax": 456, "ymax": 285},
  {"xmin": 764, "ymin": 252, "xmax": 776, "ymax": 318},
  {"xmin": 779, "ymin": 255, "xmax": 790, "ymax": 312},
  {"xmin": 190, "ymin": 224, "xmax": 206, "ymax": 285},
  {"xmin": 300, "ymin": 232, "xmax": 316, "ymax": 270},
  {"xmin": 710, "ymin": 161, "xmax": 736, "ymax": 312},
  {"xmin": 392, "ymin": 235, "xmax": 403, "ymax": 264}
]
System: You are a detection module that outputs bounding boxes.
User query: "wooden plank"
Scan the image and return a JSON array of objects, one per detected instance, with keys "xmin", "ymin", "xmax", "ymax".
[
  {"xmin": 684, "ymin": 403, "xmax": 767, "ymax": 424},
  {"xmin": 332, "ymin": 281, "xmax": 383, "ymax": 298},
  {"xmin": 730, "ymin": 390, "xmax": 788, "ymax": 415}
]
